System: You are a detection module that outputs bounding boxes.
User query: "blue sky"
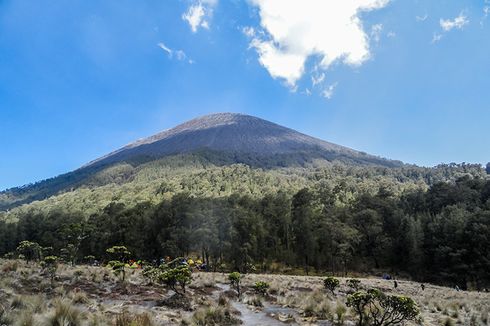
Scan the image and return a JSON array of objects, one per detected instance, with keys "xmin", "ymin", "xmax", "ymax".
[{"xmin": 0, "ymin": 0, "xmax": 489, "ymax": 190}]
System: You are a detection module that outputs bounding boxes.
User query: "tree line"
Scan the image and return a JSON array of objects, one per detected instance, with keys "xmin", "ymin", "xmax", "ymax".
[{"xmin": 0, "ymin": 175, "xmax": 489, "ymax": 289}]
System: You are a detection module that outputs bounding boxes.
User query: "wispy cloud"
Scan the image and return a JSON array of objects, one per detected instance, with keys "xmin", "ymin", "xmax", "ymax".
[
  {"xmin": 440, "ymin": 13, "xmax": 469, "ymax": 32},
  {"xmin": 481, "ymin": 6, "xmax": 490, "ymax": 26},
  {"xmin": 416, "ymin": 14, "xmax": 428, "ymax": 22},
  {"xmin": 182, "ymin": 0, "xmax": 217, "ymax": 33},
  {"xmin": 431, "ymin": 33, "xmax": 443, "ymax": 44},
  {"xmin": 322, "ymin": 82, "xmax": 338, "ymax": 100},
  {"xmin": 311, "ymin": 73, "xmax": 325, "ymax": 87},
  {"xmin": 371, "ymin": 24, "xmax": 383, "ymax": 43},
  {"xmin": 157, "ymin": 42, "xmax": 193, "ymax": 63}
]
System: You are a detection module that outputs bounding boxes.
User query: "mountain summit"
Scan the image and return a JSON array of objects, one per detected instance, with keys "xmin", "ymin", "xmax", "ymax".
[
  {"xmin": 0, "ymin": 113, "xmax": 402, "ymax": 210},
  {"xmin": 87, "ymin": 113, "xmax": 400, "ymax": 168}
]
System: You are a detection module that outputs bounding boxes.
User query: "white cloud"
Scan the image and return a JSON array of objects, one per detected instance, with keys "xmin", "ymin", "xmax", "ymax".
[
  {"xmin": 322, "ymin": 82, "xmax": 338, "ymax": 99},
  {"xmin": 182, "ymin": 0, "xmax": 218, "ymax": 33},
  {"xmin": 157, "ymin": 42, "xmax": 173, "ymax": 57},
  {"xmin": 371, "ymin": 23, "xmax": 383, "ymax": 43},
  {"xmin": 440, "ymin": 13, "xmax": 469, "ymax": 32},
  {"xmin": 157, "ymin": 42, "xmax": 192, "ymax": 63},
  {"xmin": 416, "ymin": 14, "xmax": 428, "ymax": 22},
  {"xmin": 311, "ymin": 72, "xmax": 325, "ymax": 86},
  {"xmin": 431, "ymin": 33, "xmax": 442, "ymax": 44},
  {"xmin": 387, "ymin": 31, "xmax": 396, "ymax": 38},
  {"xmin": 246, "ymin": 0, "xmax": 390, "ymax": 87}
]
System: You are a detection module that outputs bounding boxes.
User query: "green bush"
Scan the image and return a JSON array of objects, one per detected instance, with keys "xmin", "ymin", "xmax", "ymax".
[
  {"xmin": 16, "ymin": 240, "xmax": 41, "ymax": 262},
  {"xmin": 347, "ymin": 279, "xmax": 361, "ymax": 291},
  {"xmin": 346, "ymin": 289, "xmax": 420, "ymax": 326},
  {"xmin": 228, "ymin": 272, "xmax": 241, "ymax": 296},
  {"xmin": 107, "ymin": 260, "xmax": 127, "ymax": 282},
  {"xmin": 253, "ymin": 281, "xmax": 270, "ymax": 295},
  {"xmin": 324, "ymin": 276, "xmax": 340, "ymax": 295},
  {"xmin": 157, "ymin": 265, "xmax": 192, "ymax": 295}
]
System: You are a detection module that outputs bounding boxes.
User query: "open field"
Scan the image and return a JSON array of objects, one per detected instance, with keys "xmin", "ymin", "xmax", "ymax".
[{"xmin": 0, "ymin": 259, "xmax": 488, "ymax": 326}]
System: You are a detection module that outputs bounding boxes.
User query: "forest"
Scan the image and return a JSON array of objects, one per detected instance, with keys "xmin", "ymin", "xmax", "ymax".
[{"xmin": 0, "ymin": 162, "xmax": 489, "ymax": 290}]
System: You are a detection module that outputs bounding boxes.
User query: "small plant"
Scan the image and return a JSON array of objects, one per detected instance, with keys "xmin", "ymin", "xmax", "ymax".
[
  {"xmin": 45, "ymin": 298, "xmax": 83, "ymax": 326},
  {"xmin": 346, "ymin": 288, "xmax": 420, "ymax": 326},
  {"xmin": 73, "ymin": 270, "xmax": 83, "ymax": 282},
  {"xmin": 335, "ymin": 303, "xmax": 347, "ymax": 326},
  {"xmin": 228, "ymin": 272, "xmax": 241, "ymax": 296},
  {"xmin": 115, "ymin": 312, "xmax": 154, "ymax": 326},
  {"xmin": 108, "ymin": 260, "xmax": 127, "ymax": 282},
  {"xmin": 246, "ymin": 296, "xmax": 263, "ymax": 307},
  {"xmin": 253, "ymin": 281, "xmax": 270, "ymax": 295},
  {"xmin": 324, "ymin": 276, "xmax": 340, "ymax": 295},
  {"xmin": 106, "ymin": 246, "xmax": 131, "ymax": 282},
  {"xmin": 191, "ymin": 305, "xmax": 241, "ymax": 326},
  {"xmin": 84, "ymin": 255, "xmax": 96, "ymax": 265},
  {"xmin": 43, "ymin": 255, "xmax": 59, "ymax": 285},
  {"xmin": 106, "ymin": 246, "xmax": 131, "ymax": 261},
  {"xmin": 157, "ymin": 265, "xmax": 192, "ymax": 295},
  {"xmin": 347, "ymin": 279, "xmax": 361, "ymax": 291}
]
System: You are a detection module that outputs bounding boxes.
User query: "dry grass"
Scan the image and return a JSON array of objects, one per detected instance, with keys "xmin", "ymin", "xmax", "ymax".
[{"xmin": 0, "ymin": 259, "xmax": 489, "ymax": 326}]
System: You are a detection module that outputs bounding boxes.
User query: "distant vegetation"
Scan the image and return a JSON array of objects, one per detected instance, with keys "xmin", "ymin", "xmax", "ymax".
[{"xmin": 0, "ymin": 159, "xmax": 488, "ymax": 289}]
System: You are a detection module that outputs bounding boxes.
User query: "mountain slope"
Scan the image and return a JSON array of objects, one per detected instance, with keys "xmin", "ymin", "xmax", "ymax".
[
  {"xmin": 86, "ymin": 113, "xmax": 401, "ymax": 168},
  {"xmin": 0, "ymin": 113, "xmax": 403, "ymax": 211}
]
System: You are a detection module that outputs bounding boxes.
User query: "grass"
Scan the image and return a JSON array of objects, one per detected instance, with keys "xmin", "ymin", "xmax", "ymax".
[{"xmin": 0, "ymin": 258, "xmax": 489, "ymax": 326}]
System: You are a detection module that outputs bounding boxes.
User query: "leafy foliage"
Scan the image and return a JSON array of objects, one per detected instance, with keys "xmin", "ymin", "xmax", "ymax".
[
  {"xmin": 228, "ymin": 272, "xmax": 241, "ymax": 296},
  {"xmin": 346, "ymin": 289, "xmax": 420, "ymax": 326},
  {"xmin": 16, "ymin": 240, "xmax": 41, "ymax": 262},
  {"xmin": 324, "ymin": 276, "xmax": 340, "ymax": 295},
  {"xmin": 0, "ymin": 163, "xmax": 489, "ymax": 288},
  {"xmin": 253, "ymin": 281, "xmax": 270, "ymax": 295},
  {"xmin": 157, "ymin": 265, "xmax": 192, "ymax": 295}
]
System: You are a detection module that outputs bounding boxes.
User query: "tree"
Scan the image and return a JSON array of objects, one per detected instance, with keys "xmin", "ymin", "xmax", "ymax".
[
  {"xmin": 324, "ymin": 276, "xmax": 340, "ymax": 296},
  {"xmin": 253, "ymin": 281, "xmax": 270, "ymax": 296},
  {"xmin": 347, "ymin": 289, "xmax": 420, "ymax": 326},
  {"xmin": 157, "ymin": 265, "xmax": 192, "ymax": 295},
  {"xmin": 42, "ymin": 255, "xmax": 59, "ymax": 285},
  {"xmin": 291, "ymin": 188, "xmax": 316, "ymax": 274},
  {"xmin": 486, "ymin": 162, "xmax": 490, "ymax": 174},
  {"xmin": 16, "ymin": 241, "xmax": 41, "ymax": 262},
  {"xmin": 228, "ymin": 272, "xmax": 241, "ymax": 296},
  {"xmin": 106, "ymin": 246, "xmax": 131, "ymax": 282}
]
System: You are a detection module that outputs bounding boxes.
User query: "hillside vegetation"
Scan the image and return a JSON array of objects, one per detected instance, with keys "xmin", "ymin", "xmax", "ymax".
[{"xmin": 1, "ymin": 160, "xmax": 488, "ymax": 289}]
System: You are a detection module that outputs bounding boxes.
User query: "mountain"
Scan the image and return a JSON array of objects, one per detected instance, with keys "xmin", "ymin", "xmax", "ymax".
[
  {"xmin": 86, "ymin": 113, "xmax": 401, "ymax": 168},
  {"xmin": 0, "ymin": 113, "xmax": 403, "ymax": 211}
]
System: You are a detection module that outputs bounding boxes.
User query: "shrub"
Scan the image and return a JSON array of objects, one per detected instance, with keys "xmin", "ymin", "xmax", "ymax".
[
  {"xmin": 115, "ymin": 312, "xmax": 154, "ymax": 326},
  {"xmin": 192, "ymin": 305, "xmax": 241, "ymax": 326},
  {"xmin": 228, "ymin": 272, "xmax": 241, "ymax": 296},
  {"xmin": 253, "ymin": 281, "xmax": 270, "ymax": 295},
  {"xmin": 246, "ymin": 296, "xmax": 263, "ymax": 307},
  {"xmin": 157, "ymin": 265, "xmax": 192, "ymax": 295},
  {"xmin": 106, "ymin": 246, "xmax": 131, "ymax": 261},
  {"xmin": 324, "ymin": 276, "xmax": 340, "ymax": 295},
  {"xmin": 107, "ymin": 260, "xmax": 127, "ymax": 282},
  {"xmin": 346, "ymin": 289, "xmax": 420, "ymax": 326},
  {"xmin": 45, "ymin": 299, "xmax": 83, "ymax": 326},
  {"xmin": 43, "ymin": 256, "xmax": 59, "ymax": 284},
  {"xmin": 347, "ymin": 279, "xmax": 361, "ymax": 291},
  {"xmin": 16, "ymin": 240, "xmax": 41, "ymax": 262},
  {"xmin": 84, "ymin": 255, "xmax": 96, "ymax": 265}
]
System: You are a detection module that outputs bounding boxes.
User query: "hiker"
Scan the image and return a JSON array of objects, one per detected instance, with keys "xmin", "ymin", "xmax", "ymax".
[
  {"xmin": 421, "ymin": 283, "xmax": 425, "ymax": 291},
  {"xmin": 394, "ymin": 280, "xmax": 398, "ymax": 289}
]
